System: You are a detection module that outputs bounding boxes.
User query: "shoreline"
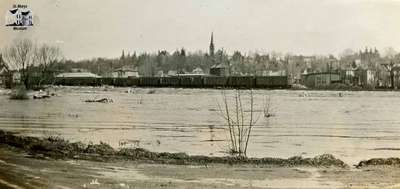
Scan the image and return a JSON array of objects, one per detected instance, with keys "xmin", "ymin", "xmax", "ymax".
[
  {"xmin": 0, "ymin": 130, "xmax": 346, "ymax": 167},
  {"xmin": 1, "ymin": 130, "xmax": 400, "ymax": 188},
  {"xmin": 1, "ymin": 130, "xmax": 399, "ymax": 168},
  {"xmin": 4, "ymin": 85, "xmax": 400, "ymax": 94},
  {"xmin": 2, "ymin": 145, "xmax": 399, "ymax": 189}
]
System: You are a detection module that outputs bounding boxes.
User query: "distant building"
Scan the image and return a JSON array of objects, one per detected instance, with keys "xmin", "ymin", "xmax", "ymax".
[
  {"xmin": 110, "ymin": 66, "xmax": 139, "ymax": 78},
  {"xmin": 167, "ymin": 70, "xmax": 178, "ymax": 76},
  {"xmin": 192, "ymin": 67, "xmax": 205, "ymax": 75},
  {"xmin": 354, "ymin": 68, "xmax": 375, "ymax": 87},
  {"xmin": 341, "ymin": 69, "xmax": 355, "ymax": 85},
  {"xmin": 0, "ymin": 55, "xmax": 8, "ymax": 87},
  {"xmin": 210, "ymin": 64, "xmax": 229, "ymax": 76},
  {"xmin": 209, "ymin": 32, "xmax": 215, "ymax": 57},
  {"xmin": 56, "ymin": 72, "xmax": 101, "ymax": 79},
  {"xmin": 357, "ymin": 47, "xmax": 381, "ymax": 71},
  {"xmin": 301, "ymin": 72, "xmax": 341, "ymax": 88},
  {"xmin": 156, "ymin": 70, "xmax": 164, "ymax": 77},
  {"xmin": 70, "ymin": 68, "xmax": 89, "ymax": 73},
  {"xmin": 343, "ymin": 60, "xmax": 376, "ymax": 87},
  {"xmin": 0, "ymin": 67, "xmax": 9, "ymax": 87},
  {"xmin": 359, "ymin": 47, "xmax": 379, "ymax": 63},
  {"xmin": 1, "ymin": 70, "xmax": 21, "ymax": 87},
  {"xmin": 0, "ymin": 57, "xmax": 21, "ymax": 87},
  {"xmin": 11, "ymin": 71, "xmax": 21, "ymax": 83},
  {"xmin": 263, "ymin": 70, "xmax": 286, "ymax": 76}
]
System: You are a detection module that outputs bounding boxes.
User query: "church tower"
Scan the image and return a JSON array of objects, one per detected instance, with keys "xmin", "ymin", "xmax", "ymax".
[{"xmin": 209, "ymin": 32, "xmax": 215, "ymax": 57}]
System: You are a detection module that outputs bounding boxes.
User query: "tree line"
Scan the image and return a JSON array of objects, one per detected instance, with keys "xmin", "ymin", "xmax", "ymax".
[
  {"xmin": 2, "ymin": 38, "xmax": 400, "ymax": 88},
  {"xmin": 1, "ymin": 39, "xmax": 62, "ymax": 87}
]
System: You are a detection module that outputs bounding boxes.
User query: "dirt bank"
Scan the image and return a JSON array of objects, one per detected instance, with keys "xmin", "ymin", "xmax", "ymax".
[
  {"xmin": 0, "ymin": 130, "xmax": 348, "ymax": 168},
  {"xmin": 1, "ymin": 130, "xmax": 400, "ymax": 188},
  {"xmin": 1, "ymin": 144, "xmax": 400, "ymax": 189}
]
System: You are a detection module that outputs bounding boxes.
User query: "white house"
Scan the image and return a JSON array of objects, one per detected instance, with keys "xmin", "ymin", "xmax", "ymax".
[
  {"xmin": 167, "ymin": 70, "xmax": 178, "ymax": 76},
  {"xmin": 110, "ymin": 67, "xmax": 139, "ymax": 78},
  {"xmin": 264, "ymin": 70, "xmax": 286, "ymax": 76},
  {"xmin": 192, "ymin": 67, "xmax": 204, "ymax": 75}
]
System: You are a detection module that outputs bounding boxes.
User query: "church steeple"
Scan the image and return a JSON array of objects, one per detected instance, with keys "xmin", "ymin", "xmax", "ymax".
[{"xmin": 209, "ymin": 32, "xmax": 215, "ymax": 57}]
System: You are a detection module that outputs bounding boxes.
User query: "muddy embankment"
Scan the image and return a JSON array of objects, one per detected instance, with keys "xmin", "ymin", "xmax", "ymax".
[{"xmin": 0, "ymin": 129, "xmax": 398, "ymax": 168}]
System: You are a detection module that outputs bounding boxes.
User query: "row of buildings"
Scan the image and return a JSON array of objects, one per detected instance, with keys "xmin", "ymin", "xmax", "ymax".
[
  {"xmin": 0, "ymin": 32, "xmax": 398, "ymax": 89},
  {"xmin": 55, "ymin": 66, "xmax": 209, "ymax": 80},
  {"xmin": 0, "ymin": 60, "xmax": 398, "ymax": 89},
  {"xmin": 0, "ymin": 64, "xmax": 210, "ymax": 88},
  {"xmin": 299, "ymin": 49, "xmax": 399, "ymax": 89},
  {"xmin": 0, "ymin": 65, "xmax": 141, "ymax": 88},
  {"xmin": 300, "ymin": 69, "xmax": 376, "ymax": 89}
]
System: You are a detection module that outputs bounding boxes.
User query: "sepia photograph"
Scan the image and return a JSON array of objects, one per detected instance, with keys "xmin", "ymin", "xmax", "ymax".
[{"xmin": 1, "ymin": 0, "xmax": 400, "ymax": 188}]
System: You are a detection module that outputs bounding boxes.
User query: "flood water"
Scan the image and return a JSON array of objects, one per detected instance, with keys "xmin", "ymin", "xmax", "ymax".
[{"xmin": 1, "ymin": 87, "xmax": 400, "ymax": 165}]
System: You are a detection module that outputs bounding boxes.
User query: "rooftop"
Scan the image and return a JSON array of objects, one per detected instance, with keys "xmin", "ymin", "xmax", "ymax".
[{"xmin": 56, "ymin": 72, "xmax": 101, "ymax": 78}]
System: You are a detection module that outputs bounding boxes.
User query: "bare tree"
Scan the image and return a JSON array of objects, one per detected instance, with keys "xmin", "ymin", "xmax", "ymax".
[
  {"xmin": 380, "ymin": 47, "xmax": 399, "ymax": 89},
  {"xmin": 2, "ymin": 39, "xmax": 35, "ymax": 87},
  {"xmin": 34, "ymin": 44, "xmax": 62, "ymax": 85},
  {"xmin": 382, "ymin": 61, "xmax": 396, "ymax": 89},
  {"xmin": 263, "ymin": 95, "xmax": 274, "ymax": 118},
  {"xmin": 2, "ymin": 39, "xmax": 62, "ymax": 88}
]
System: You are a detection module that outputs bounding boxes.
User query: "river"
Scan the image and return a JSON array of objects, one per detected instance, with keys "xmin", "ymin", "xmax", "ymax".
[{"xmin": 1, "ymin": 86, "xmax": 400, "ymax": 165}]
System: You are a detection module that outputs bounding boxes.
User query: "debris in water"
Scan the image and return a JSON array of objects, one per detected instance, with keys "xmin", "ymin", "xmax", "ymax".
[
  {"xmin": 84, "ymin": 98, "xmax": 113, "ymax": 103},
  {"xmin": 89, "ymin": 179, "xmax": 100, "ymax": 185},
  {"xmin": 147, "ymin": 89, "xmax": 156, "ymax": 94},
  {"xmin": 33, "ymin": 90, "xmax": 54, "ymax": 99},
  {"xmin": 119, "ymin": 139, "xmax": 140, "ymax": 148},
  {"xmin": 33, "ymin": 95, "xmax": 51, "ymax": 99},
  {"xmin": 126, "ymin": 88, "xmax": 135, "ymax": 93}
]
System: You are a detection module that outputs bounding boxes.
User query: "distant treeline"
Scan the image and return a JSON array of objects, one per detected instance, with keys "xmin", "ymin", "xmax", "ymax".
[
  {"xmin": 55, "ymin": 49, "xmax": 312, "ymax": 77},
  {"xmin": 56, "ymin": 47, "xmax": 400, "ymax": 81},
  {"xmin": 3, "ymin": 38, "xmax": 400, "ymax": 89}
]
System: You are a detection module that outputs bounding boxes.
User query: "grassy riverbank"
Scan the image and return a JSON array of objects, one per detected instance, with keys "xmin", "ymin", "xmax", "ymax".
[
  {"xmin": 1, "ymin": 130, "xmax": 400, "ymax": 188},
  {"xmin": 0, "ymin": 130, "xmax": 347, "ymax": 167}
]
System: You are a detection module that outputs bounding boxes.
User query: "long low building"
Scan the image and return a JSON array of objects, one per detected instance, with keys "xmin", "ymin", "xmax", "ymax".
[
  {"xmin": 55, "ymin": 72, "xmax": 101, "ymax": 78},
  {"xmin": 52, "ymin": 75, "xmax": 289, "ymax": 88},
  {"xmin": 301, "ymin": 72, "xmax": 341, "ymax": 88}
]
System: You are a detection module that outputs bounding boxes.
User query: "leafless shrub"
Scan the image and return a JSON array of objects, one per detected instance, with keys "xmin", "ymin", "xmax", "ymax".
[
  {"xmin": 3, "ymin": 39, "xmax": 34, "ymax": 87},
  {"xmin": 217, "ymin": 89, "xmax": 260, "ymax": 157},
  {"xmin": 34, "ymin": 44, "xmax": 62, "ymax": 86},
  {"xmin": 119, "ymin": 139, "xmax": 140, "ymax": 148}
]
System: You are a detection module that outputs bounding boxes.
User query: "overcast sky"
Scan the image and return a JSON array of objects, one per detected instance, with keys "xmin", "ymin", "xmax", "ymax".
[{"xmin": 1, "ymin": 0, "xmax": 400, "ymax": 60}]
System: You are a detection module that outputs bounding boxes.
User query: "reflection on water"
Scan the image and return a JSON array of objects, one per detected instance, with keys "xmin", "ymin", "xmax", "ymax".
[{"xmin": 1, "ymin": 87, "xmax": 400, "ymax": 164}]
